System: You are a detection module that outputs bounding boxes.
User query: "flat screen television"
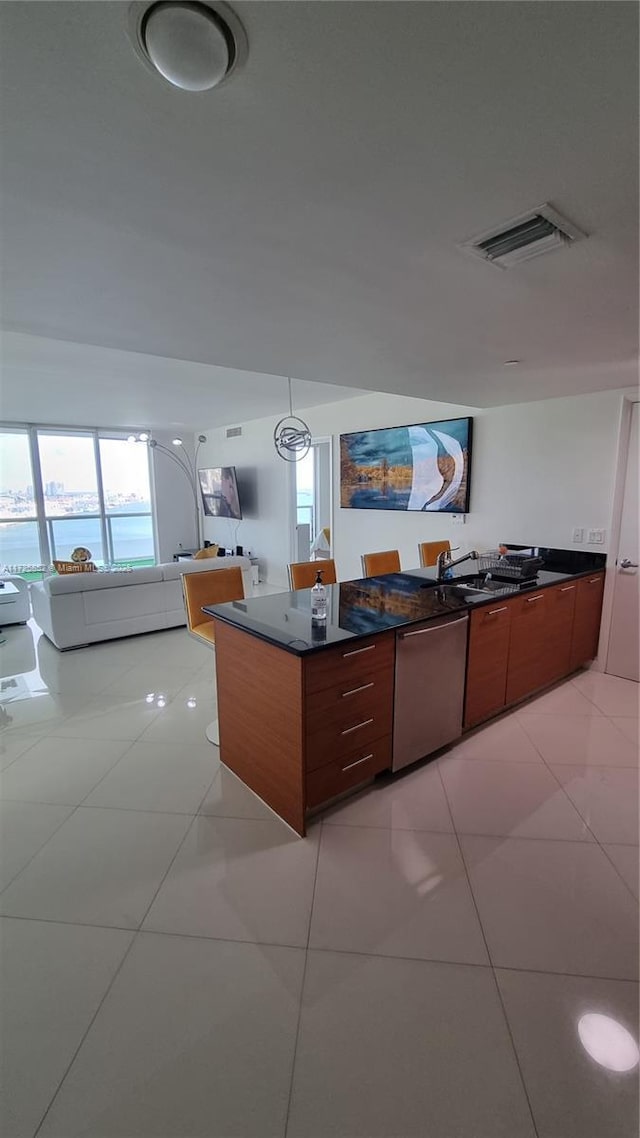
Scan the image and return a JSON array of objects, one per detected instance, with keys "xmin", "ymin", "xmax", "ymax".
[
  {"xmin": 340, "ymin": 417, "xmax": 472, "ymax": 513},
  {"xmin": 198, "ymin": 466, "xmax": 242, "ymax": 520}
]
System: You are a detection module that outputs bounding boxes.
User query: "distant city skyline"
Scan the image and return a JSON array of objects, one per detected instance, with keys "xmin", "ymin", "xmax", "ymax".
[{"xmin": 0, "ymin": 431, "xmax": 151, "ymax": 497}]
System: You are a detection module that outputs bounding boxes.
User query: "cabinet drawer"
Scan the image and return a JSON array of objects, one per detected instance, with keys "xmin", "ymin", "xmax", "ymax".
[
  {"xmin": 304, "ymin": 633, "xmax": 395, "ymax": 696},
  {"xmin": 305, "ymin": 704, "xmax": 393, "ymax": 772},
  {"xmin": 306, "ymin": 736, "xmax": 391, "ymax": 810},
  {"xmin": 306, "ymin": 669, "xmax": 393, "ymax": 733}
]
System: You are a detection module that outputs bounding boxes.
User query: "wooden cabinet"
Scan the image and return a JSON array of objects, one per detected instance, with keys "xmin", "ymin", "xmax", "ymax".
[
  {"xmin": 304, "ymin": 634, "xmax": 395, "ymax": 695},
  {"xmin": 570, "ymin": 572, "xmax": 605, "ymax": 670},
  {"xmin": 304, "ymin": 633, "xmax": 394, "ymax": 790},
  {"xmin": 505, "ymin": 590, "xmax": 550, "ymax": 705},
  {"xmin": 306, "ymin": 736, "xmax": 391, "ymax": 809},
  {"xmin": 214, "ymin": 571, "xmax": 606, "ymax": 834},
  {"xmin": 214, "ymin": 621, "xmax": 395, "ymax": 835},
  {"xmin": 542, "ymin": 582, "xmax": 578, "ymax": 685},
  {"xmin": 464, "ymin": 602, "xmax": 512, "ymax": 728},
  {"xmin": 468, "ymin": 572, "xmax": 605, "ymax": 725}
]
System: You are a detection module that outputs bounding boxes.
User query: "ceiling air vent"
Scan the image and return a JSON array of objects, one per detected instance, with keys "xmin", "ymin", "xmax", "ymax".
[
  {"xmin": 460, "ymin": 203, "xmax": 585, "ymax": 269},
  {"xmin": 226, "ymin": 426, "xmax": 242, "ymax": 438}
]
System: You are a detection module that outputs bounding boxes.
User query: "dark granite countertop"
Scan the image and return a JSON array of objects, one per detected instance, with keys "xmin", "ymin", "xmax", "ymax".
[{"xmin": 205, "ymin": 549, "xmax": 606, "ymax": 657}]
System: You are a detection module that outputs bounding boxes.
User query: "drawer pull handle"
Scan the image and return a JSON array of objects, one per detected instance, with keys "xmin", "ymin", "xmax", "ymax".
[
  {"xmin": 487, "ymin": 606, "xmax": 508, "ymax": 616},
  {"xmin": 341, "ymin": 718, "xmax": 374, "ymax": 736},
  {"xmin": 342, "ymin": 644, "xmax": 375, "ymax": 658},
  {"xmin": 588, "ymin": 577, "xmax": 602, "ymax": 584},
  {"xmin": 342, "ymin": 682, "xmax": 374, "ymax": 698},
  {"xmin": 560, "ymin": 586, "xmax": 576, "ymax": 592},
  {"xmin": 401, "ymin": 616, "xmax": 468, "ymax": 638},
  {"xmin": 526, "ymin": 595, "xmax": 544, "ymax": 603},
  {"xmin": 342, "ymin": 753, "xmax": 373, "ymax": 772}
]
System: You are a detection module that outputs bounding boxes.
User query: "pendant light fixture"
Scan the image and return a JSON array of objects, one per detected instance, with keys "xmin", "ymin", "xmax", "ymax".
[{"xmin": 273, "ymin": 378, "xmax": 312, "ymax": 462}]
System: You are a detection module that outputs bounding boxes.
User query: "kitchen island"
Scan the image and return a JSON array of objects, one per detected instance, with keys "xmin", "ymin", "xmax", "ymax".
[{"xmin": 206, "ymin": 550, "xmax": 606, "ymax": 835}]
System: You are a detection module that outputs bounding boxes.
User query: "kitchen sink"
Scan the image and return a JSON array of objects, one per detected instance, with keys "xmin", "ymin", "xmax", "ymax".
[
  {"xmin": 451, "ymin": 574, "xmax": 495, "ymax": 591},
  {"xmin": 419, "ymin": 573, "xmax": 533, "ymax": 598},
  {"xmin": 419, "ymin": 573, "xmax": 493, "ymax": 594}
]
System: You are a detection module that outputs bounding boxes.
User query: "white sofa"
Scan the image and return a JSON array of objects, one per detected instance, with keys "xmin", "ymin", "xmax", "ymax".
[{"xmin": 30, "ymin": 556, "xmax": 252, "ymax": 650}]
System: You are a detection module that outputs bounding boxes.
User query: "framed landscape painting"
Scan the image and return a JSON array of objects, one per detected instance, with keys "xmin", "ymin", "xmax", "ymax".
[{"xmin": 340, "ymin": 417, "xmax": 473, "ymax": 513}]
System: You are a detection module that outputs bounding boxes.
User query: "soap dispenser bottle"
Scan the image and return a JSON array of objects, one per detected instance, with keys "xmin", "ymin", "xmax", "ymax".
[{"xmin": 311, "ymin": 569, "xmax": 327, "ymax": 621}]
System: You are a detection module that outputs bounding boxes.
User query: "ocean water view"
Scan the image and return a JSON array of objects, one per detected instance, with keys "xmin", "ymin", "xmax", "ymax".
[{"xmin": 0, "ymin": 506, "xmax": 155, "ymax": 570}]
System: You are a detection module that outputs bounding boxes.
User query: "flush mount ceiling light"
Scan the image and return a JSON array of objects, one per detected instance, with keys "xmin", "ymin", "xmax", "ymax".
[{"xmin": 128, "ymin": 1, "xmax": 247, "ymax": 91}]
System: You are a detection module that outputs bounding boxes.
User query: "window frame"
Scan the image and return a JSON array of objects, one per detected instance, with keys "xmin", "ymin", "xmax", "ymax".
[{"xmin": 0, "ymin": 422, "xmax": 158, "ymax": 569}]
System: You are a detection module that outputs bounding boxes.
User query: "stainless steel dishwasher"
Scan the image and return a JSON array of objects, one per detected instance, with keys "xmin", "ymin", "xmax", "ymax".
[{"xmin": 392, "ymin": 612, "xmax": 469, "ymax": 771}]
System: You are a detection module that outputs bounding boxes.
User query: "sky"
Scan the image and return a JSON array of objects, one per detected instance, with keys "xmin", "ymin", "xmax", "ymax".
[{"xmin": 0, "ymin": 432, "xmax": 151, "ymax": 496}]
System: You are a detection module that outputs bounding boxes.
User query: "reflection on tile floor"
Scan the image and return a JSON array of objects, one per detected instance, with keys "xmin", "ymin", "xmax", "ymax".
[{"xmin": 0, "ymin": 618, "xmax": 638, "ymax": 1137}]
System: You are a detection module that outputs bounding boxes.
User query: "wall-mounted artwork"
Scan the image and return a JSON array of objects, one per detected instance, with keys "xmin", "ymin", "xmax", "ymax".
[{"xmin": 340, "ymin": 417, "xmax": 473, "ymax": 513}]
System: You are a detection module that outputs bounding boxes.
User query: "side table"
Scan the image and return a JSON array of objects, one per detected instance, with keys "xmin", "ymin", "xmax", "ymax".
[{"xmin": 0, "ymin": 582, "xmax": 20, "ymax": 639}]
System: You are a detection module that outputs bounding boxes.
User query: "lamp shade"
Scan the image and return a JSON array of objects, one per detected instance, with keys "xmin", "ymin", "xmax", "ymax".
[{"xmin": 142, "ymin": 2, "xmax": 232, "ymax": 91}]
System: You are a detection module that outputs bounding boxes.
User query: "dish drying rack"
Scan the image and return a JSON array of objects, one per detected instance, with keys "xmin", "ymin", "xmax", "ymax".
[{"xmin": 477, "ymin": 551, "xmax": 544, "ymax": 581}]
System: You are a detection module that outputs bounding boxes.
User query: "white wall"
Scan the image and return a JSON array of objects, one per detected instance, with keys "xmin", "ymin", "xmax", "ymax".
[
  {"xmin": 151, "ymin": 431, "xmax": 199, "ymax": 563},
  {"xmin": 199, "ymin": 387, "xmax": 637, "ymax": 587}
]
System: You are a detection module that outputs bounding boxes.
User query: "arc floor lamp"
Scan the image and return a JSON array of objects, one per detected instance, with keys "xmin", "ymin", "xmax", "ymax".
[{"xmin": 130, "ymin": 433, "xmax": 207, "ymax": 550}]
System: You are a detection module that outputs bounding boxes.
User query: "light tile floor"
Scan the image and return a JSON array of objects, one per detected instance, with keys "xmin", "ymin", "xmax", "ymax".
[{"xmin": 0, "ymin": 616, "xmax": 638, "ymax": 1138}]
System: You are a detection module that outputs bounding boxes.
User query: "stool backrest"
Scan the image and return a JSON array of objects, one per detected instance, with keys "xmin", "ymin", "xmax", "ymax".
[
  {"xmin": 361, "ymin": 550, "xmax": 401, "ymax": 577},
  {"xmin": 288, "ymin": 559, "xmax": 337, "ymax": 590},
  {"xmin": 182, "ymin": 566, "xmax": 244, "ymax": 640},
  {"xmin": 418, "ymin": 541, "xmax": 451, "ymax": 568}
]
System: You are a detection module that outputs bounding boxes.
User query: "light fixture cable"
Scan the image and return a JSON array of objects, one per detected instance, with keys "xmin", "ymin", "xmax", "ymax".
[{"xmin": 140, "ymin": 433, "xmax": 207, "ymax": 549}]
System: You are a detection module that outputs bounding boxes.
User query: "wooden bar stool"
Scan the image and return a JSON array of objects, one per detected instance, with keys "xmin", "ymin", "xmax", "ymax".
[{"xmin": 182, "ymin": 565, "xmax": 244, "ymax": 744}]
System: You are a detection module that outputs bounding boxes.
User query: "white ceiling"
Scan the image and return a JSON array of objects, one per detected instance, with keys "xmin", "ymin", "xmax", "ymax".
[
  {"xmin": 0, "ymin": 1, "xmax": 638, "ymax": 429},
  {"xmin": 0, "ymin": 330, "xmax": 365, "ymax": 430}
]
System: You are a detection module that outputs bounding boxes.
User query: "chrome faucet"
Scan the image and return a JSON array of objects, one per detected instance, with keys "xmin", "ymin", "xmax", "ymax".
[{"xmin": 436, "ymin": 548, "xmax": 480, "ymax": 583}]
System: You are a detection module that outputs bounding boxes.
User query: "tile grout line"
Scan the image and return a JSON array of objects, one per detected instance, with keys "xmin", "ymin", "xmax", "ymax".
[
  {"xmin": 435, "ymin": 762, "xmax": 541, "ymax": 1138},
  {"xmin": 2, "ymin": 909, "xmax": 636, "ymax": 986},
  {"xmin": 31, "ymin": 926, "xmax": 139, "ymax": 1138},
  {"xmin": 0, "ymin": 733, "xmax": 45, "ymax": 774},
  {"xmin": 283, "ymin": 819, "xmax": 323, "ymax": 1137},
  {"xmin": 31, "ymin": 802, "xmax": 205, "ymax": 1137},
  {"xmin": 517, "ymin": 713, "xmax": 640, "ymax": 897},
  {"xmin": 0, "ymin": 803, "xmax": 83, "ymax": 899}
]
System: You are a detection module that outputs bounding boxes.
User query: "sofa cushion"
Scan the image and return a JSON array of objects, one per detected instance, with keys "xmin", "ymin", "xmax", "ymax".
[
  {"xmin": 83, "ymin": 582, "xmax": 167, "ymax": 625},
  {"xmin": 46, "ymin": 567, "xmax": 164, "ymax": 594},
  {"xmin": 161, "ymin": 557, "xmax": 250, "ymax": 582}
]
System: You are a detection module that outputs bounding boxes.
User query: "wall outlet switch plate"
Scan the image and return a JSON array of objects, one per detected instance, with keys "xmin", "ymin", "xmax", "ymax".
[
  {"xmin": 451, "ymin": 514, "xmax": 466, "ymax": 525},
  {"xmin": 587, "ymin": 529, "xmax": 605, "ymax": 544},
  {"xmin": 572, "ymin": 527, "xmax": 584, "ymax": 543}
]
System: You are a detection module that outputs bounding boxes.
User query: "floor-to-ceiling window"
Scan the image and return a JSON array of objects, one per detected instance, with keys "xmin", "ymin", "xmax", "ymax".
[
  {"xmin": 99, "ymin": 436, "xmax": 155, "ymax": 566},
  {"xmin": 0, "ymin": 425, "xmax": 156, "ymax": 572},
  {"xmin": 0, "ymin": 428, "xmax": 40, "ymax": 568}
]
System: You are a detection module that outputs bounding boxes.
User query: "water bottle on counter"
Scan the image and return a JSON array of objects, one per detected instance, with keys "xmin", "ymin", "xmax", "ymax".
[{"xmin": 311, "ymin": 569, "xmax": 327, "ymax": 622}]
